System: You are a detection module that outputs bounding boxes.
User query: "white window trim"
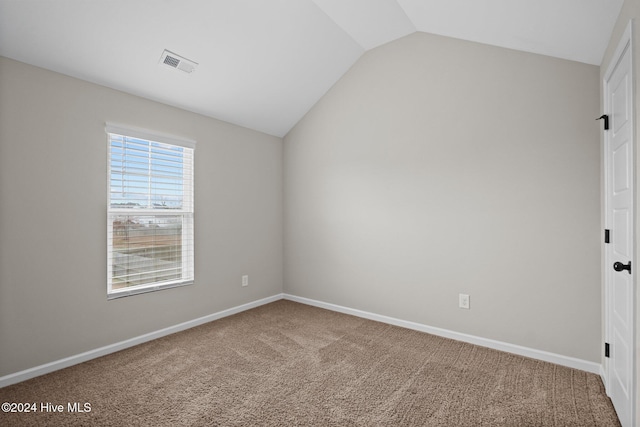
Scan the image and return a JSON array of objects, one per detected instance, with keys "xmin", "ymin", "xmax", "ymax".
[{"xmin": 106, "ymin": 123, "xmax": 195, "ymax": 299}]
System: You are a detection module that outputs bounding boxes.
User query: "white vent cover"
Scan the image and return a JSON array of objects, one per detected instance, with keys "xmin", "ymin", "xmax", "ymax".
[{"xmin": 159, "ymin": 50, "xmax": 198, "ymax": 74}]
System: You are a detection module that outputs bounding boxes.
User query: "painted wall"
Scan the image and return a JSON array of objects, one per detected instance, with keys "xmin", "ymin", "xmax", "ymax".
[
  {"xmin": 0, "ymin": 57, "xmax": 283, "ymax": 376},
  {"xmin": 284, "ymin": 32, "xmax": 601, "ymax": 362},
  {"xmin": 600, "ymin": 4, "xmax": 640, "ymax": 426}
]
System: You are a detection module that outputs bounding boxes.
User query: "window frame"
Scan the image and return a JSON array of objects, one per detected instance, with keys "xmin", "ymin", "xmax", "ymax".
[{"xmin": 106, "ymin": 124, "xmax": 195, "ymax": 299}]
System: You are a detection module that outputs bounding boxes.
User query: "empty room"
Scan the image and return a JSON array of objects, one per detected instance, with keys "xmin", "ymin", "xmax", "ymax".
[{"xmin": 0, "ymin": 0, "xmax": 638, "ymax": 426}]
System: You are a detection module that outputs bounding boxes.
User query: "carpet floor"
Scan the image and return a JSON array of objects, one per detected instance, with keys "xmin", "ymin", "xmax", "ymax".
[{"xmin": 0, "ymin": 300, "xmax": 621, "ymax": 426}]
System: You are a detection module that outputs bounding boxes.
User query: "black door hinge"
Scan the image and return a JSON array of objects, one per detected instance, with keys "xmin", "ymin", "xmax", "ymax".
[
  {"xmin": 597, "ymin": 114, "xmax": 609, "ymax": 130},
  {"xmin": 605, "ymin": 229, "xmax": 610, "ymax": 244},
  {"xmin": 605, "ymin": 342, "xmax": 610, "ymax": 358}
]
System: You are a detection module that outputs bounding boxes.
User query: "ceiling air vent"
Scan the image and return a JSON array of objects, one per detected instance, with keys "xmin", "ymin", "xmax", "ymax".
[{"xmin": 159, "ymin": 49, "xmax": 198, "ymax": 74}]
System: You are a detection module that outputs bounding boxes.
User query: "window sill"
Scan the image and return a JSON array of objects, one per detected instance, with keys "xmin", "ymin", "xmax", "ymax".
[{"xmin": 107, "ymin": 280, "xmax": 194, "ymax": 300}]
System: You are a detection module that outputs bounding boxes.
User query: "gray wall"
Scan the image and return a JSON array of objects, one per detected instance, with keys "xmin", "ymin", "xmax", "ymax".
[
  {"xmin": 0, "ymin": 57, "xmax": 283, "ymax": 376},
  {"xmin": 600, "ymin": 3, "xmax": 640, "ymax": 425},
  {"xmin": 0, "ymin": 30, "xmax": 606, "ymax": 378},
  {"xmin": 284, "ymin": 32, "xmax": 601, "ymax": 362}
]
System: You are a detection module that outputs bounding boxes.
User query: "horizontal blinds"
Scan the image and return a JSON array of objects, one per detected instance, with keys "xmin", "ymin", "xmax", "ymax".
[
  {"xmin": 109, "ymin": 134, "xmax": 194, "ymax": 211},
  {"xmin": 107, "ymin": 214, "xmax": 194, "ymax": 289},
  {"xmin": 107, "ymin": 127, "xmax": 194, "ymax": 295}
]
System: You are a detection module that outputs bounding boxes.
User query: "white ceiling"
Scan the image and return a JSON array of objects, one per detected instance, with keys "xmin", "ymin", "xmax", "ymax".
[{"xmin": 0, "ymin": 0, "xmax": 623, "ymax": 137}]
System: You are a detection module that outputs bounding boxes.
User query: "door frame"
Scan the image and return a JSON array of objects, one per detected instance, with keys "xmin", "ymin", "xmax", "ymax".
[{"xmin": 603, "ymin": 19, "xmax": 636, "ymax": 427}]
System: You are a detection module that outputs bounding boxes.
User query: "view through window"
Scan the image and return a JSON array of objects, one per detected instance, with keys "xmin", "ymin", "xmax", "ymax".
[{"xmin": 106, "ymin": 125, "xmax": 195, "ymax": 298}]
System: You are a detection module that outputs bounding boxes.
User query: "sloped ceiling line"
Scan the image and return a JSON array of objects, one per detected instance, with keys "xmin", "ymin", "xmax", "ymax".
[{"xmin": 0, "ymin": 0, "xmax": 623, "ymax": 137}]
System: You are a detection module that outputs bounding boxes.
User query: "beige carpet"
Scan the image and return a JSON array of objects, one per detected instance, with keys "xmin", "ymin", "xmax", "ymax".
[{"xmin": 0, "ymin": 300, "xmax": 620, "ymax": 426}]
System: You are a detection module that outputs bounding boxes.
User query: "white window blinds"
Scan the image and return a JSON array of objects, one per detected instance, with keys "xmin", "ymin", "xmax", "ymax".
[{"xmin": 106, "ymin": 125, "xmax": 195, "ymax": 298}]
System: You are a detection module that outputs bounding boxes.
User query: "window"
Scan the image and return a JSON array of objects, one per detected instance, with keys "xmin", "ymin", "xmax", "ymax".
[{"xmin": 106, "ymin": 125, "xmax": 195, "ymax": 299}]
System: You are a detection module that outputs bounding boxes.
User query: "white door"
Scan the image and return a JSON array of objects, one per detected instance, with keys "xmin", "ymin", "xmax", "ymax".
[{"xmin": 604, "ymin": 22, "xmax": 635, "ymax": 427}]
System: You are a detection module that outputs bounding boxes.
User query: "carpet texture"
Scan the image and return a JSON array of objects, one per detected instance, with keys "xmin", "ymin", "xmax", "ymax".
[{"xmin": 0, "ymin": 300, "xmax": 620, "ymax": 426}]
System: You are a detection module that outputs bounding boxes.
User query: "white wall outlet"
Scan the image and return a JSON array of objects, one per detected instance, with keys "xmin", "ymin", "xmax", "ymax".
[
  {"xmin": 242, "ymin": 275, "xmax": 249, "ymax": 287},
  {"xmin": 459, "ymin": 293, "xmax": 470, "ymax": 309}
]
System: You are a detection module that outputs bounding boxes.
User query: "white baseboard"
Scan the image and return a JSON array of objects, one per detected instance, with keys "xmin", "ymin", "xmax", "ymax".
[
  {"xmin": 283, "ymin": 294, "xmax": 602, "ymax": 375},
  {"xmin": 0, "ymin": 293, "xmax": 284, "ymax": 389},
  {"xmin": 600, "ymin": 364, "xmax": 608, "ymax": 389},
  {"xmin": 1, "ymin": 292, "xmax": 603, "ymax": 389}
]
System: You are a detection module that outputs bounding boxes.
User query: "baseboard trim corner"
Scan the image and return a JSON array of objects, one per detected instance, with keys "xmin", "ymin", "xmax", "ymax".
[
  {"xmin": 1, "ymin": 292, "xmax": 603, "ymax": 389},
  {"xmin": 0, "ymin": 293, "xmax": 284, "ymax": 389},
  {"xmin": 283, "ymin": 294, "xmax": 602, "ymax": 375}
]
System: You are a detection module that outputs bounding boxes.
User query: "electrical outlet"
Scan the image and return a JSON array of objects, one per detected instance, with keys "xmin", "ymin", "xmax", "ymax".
[
  {"xmin": 459, "ymin": 293, "xmax": 470, "ymax": 309},
  {"xmin": 242, "ymin": 275, "xmax": 249, "ymax": 287}
]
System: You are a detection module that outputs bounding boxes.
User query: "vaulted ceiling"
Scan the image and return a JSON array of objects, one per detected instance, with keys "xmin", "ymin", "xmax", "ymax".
[{"xmin": 0, "ymin": 0, "xmax": 623, "ymax": 137}]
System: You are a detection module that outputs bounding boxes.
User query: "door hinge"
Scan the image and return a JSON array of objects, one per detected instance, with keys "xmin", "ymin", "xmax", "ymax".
[
  {"xmin": 597, "ymin": 114, "xmax": 609, "ymax": 130},
  {"xmin": 604, "ymin": 229, "xmax": 610, "ymax": 244},
  {"xmin": 605, "ymin": 342, "xmax": 610, "ymax": 358}
]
